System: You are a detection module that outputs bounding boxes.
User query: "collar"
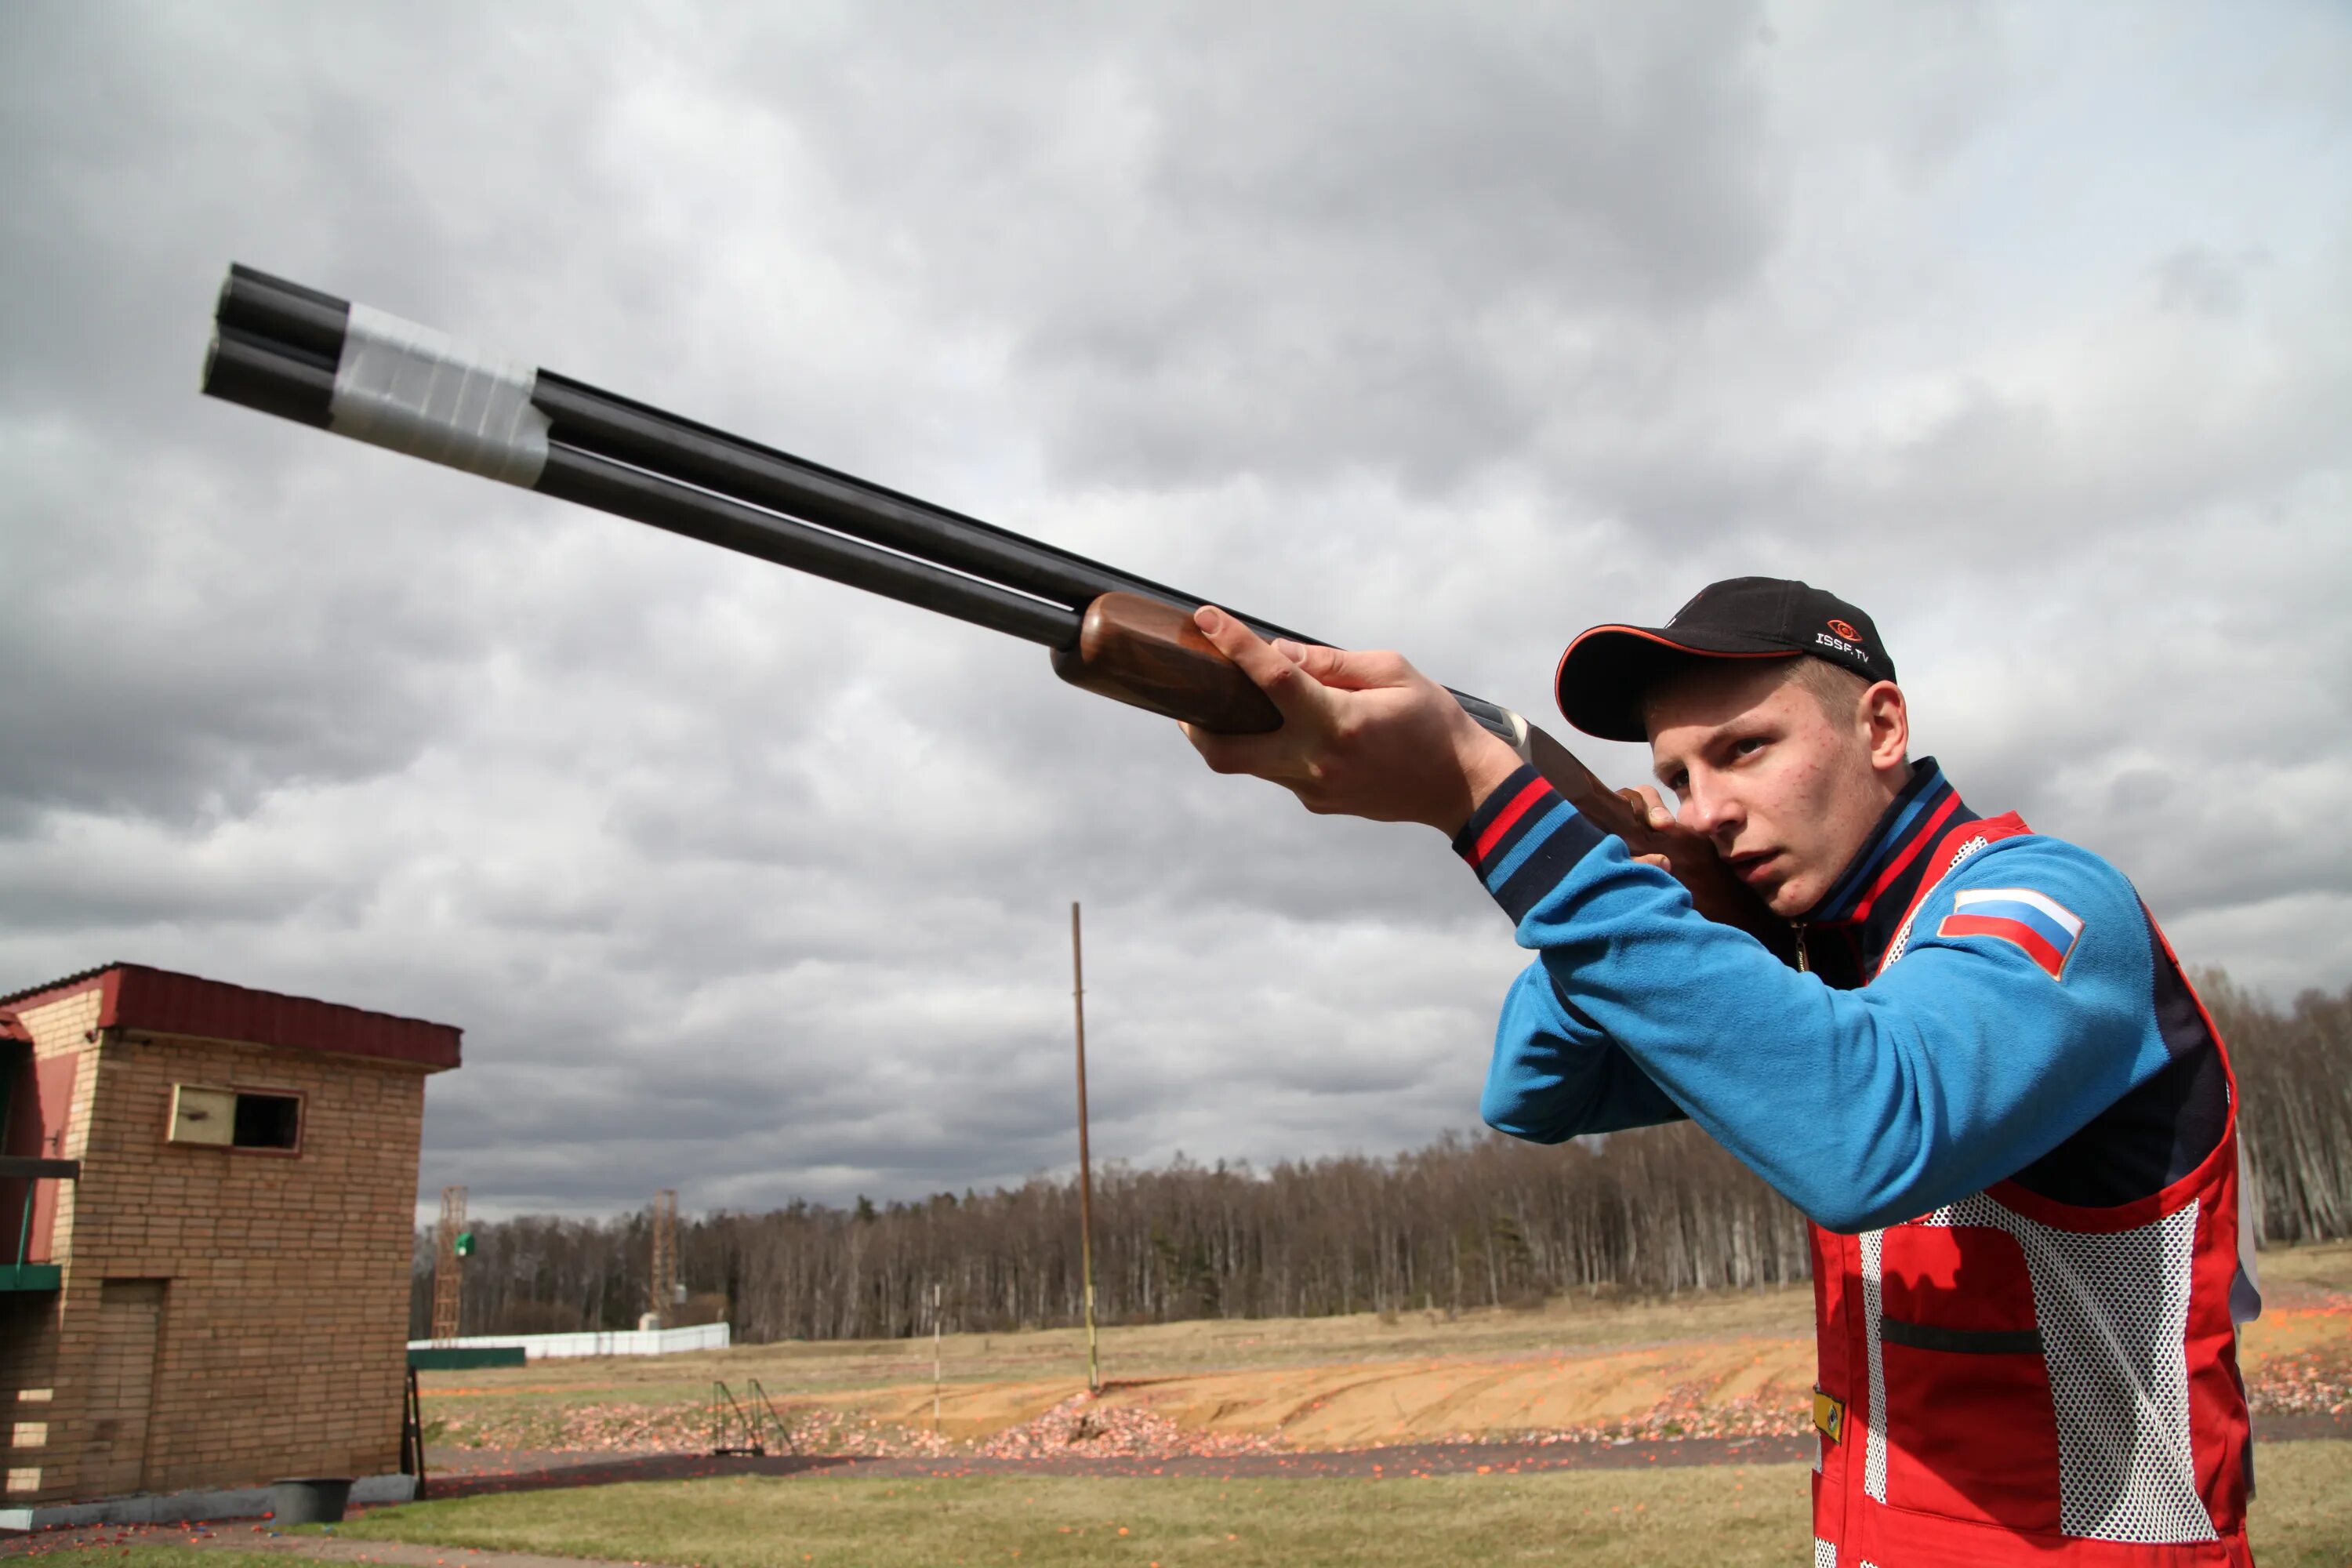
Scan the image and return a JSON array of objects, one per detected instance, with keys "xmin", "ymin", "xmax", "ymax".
[{"xmin": 1795, "ymin": 757, "xmax": 1979, "ymax": 974}]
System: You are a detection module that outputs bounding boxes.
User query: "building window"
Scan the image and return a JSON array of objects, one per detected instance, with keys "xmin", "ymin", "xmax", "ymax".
[
  {"xmin": 169, "ymin": 1085, "xmax": 305, "ymax": 1153},
  {"xmin": 231, "ymin": 1093, "xmax": 302, "ymax": 1150}
]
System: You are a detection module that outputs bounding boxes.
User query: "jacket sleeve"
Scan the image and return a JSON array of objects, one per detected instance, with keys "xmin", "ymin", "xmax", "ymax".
[
  {"xmin": 1480, "ymin": 960, "xmax": 1691, "ymax": 1140},
  {"xmin": 1455, "ymin": 766, "xmax": 2168, "ymax": 1232}
]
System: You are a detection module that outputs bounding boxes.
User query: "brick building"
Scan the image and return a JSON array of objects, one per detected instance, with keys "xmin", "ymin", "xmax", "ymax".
[{"xmin": 2, "ymin": 964, "xmax": 459, "ymax": 1517}]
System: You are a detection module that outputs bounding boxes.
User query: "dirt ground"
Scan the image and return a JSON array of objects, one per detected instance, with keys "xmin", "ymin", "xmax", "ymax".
[
  {"xmin": 417, "ymin": 1240, "xmax": 2351, "ymax": 1457},
  {"xmin": 815, "ymin": 1330, "xmax": 1815, "ymax": 1446}
]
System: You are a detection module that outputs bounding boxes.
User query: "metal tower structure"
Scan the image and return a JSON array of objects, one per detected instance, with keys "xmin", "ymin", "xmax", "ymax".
[
  {"xmin": 649, "ymin": 1188, "xmax": 679, "ymax": 1330},
  {"xmin": 432, "ymin": 1184, "xmax": 467, "ymax": 1342}
]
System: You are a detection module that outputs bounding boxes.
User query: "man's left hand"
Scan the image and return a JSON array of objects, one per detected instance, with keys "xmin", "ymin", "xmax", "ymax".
[{"xmin": 1180, "ymin": 607, "xmax": 1525, "ymax": 836}]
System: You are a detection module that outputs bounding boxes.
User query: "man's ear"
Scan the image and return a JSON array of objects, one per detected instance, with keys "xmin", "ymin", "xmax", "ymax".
[{"xmin": 1860, "ymin": 681, "xmax": 1909, "ymax": 775}]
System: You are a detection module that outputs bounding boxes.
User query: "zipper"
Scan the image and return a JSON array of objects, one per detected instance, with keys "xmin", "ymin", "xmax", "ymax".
[{"xmin": 1793, "ymin": 924, "xmax": 1810, "ymax": 974}]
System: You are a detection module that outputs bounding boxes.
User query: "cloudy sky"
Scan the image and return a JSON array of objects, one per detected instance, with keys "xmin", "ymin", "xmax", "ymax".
[{"xmin": 4, "ymin": 2, "xmax": 2347, "ymax": 1221}]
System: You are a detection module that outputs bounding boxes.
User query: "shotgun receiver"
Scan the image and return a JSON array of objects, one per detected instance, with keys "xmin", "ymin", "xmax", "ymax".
[{"xmin": 200, "ymin": 264, "xmax": 1788, "ymax": 951}]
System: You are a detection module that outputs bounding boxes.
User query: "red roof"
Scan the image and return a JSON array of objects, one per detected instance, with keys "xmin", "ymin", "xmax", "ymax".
[{"xmin": 0, "ymin": 964, "xmax": 460, "ymax": 1072}]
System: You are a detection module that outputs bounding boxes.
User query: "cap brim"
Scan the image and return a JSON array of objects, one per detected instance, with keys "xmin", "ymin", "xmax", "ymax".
[{"xmin": 1554, "ymin": 625, "xmax": 1798, "ymax": 742}]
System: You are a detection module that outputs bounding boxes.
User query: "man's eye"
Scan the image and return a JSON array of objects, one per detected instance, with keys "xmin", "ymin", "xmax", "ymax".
[{"xmin": 1731, "ymin": 736, "xmax": 1767, "ymax": 757}]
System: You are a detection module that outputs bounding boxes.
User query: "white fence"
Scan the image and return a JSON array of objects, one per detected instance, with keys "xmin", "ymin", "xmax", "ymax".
[{"xmin": 407, "ymin": 1322, "xmax": 731, "ymax": 1359}]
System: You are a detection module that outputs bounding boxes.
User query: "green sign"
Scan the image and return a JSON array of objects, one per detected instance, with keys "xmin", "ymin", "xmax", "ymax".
[{"xmin": 452, "ymin": 1230, "xmax": 475, "ymax": 1257}]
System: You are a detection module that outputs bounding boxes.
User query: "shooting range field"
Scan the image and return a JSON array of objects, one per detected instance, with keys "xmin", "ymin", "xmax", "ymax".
[
  {"xmin": 404, "ymin": 1241, "xmax": 2349, "ymax": 1458},
  {"xmin": 6, "ymin": 1449, "xmax": 2349, "ymax": 1568},
  {"xmin": 5, "ymin": 1246, "xmax": 2344, "ymax": 1566}
]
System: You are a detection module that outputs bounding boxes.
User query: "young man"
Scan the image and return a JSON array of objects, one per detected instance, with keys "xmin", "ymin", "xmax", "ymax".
[{"xmin": 1184, "ymin": 577, "xmax": 2258, "ymax": 1566}]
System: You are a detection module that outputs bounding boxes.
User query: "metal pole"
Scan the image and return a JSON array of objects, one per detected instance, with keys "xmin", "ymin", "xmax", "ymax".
[
  {"xmin": 1072, "ymin": 902, "xmax": 1101, "ymax": 1393},
  {"xmin": 931, "ymin": 1281, "xmax": 944, "ymax": 1436}
]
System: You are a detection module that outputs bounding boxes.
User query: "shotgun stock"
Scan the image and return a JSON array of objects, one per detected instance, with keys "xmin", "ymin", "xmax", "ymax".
[
  {"xmin": 1051, "ymin": 593, "xmax": 1777, "ymax": 945},
  {"xmin": 200, "ymin": 263, "xmax": 1791, "ymax": 956}
]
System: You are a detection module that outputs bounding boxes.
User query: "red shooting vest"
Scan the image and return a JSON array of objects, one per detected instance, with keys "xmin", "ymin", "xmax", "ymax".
[{"xmin": 1807, "ymin": 816, "xmax": 2256, "ymax": 1567}]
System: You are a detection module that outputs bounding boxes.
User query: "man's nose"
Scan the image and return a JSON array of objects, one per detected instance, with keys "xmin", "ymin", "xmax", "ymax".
[{"xmin": 1679, "ymin": 782, "xmax": 1743, "ymax": 841}]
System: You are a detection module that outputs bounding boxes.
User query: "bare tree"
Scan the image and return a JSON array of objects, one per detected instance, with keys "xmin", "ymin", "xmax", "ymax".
[{"xmin": 416, "ymin": 971, "xmax": 2350, "ymax": 1341}]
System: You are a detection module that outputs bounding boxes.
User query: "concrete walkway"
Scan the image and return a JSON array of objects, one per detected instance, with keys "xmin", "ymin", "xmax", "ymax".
[
  {"xmin": 187, "ymin": 1533, "xmax": 662, "ymax": 1568},
  {"xmin": 1, "ymin": 1523, "xmax": 671, "ymax": 1567}
]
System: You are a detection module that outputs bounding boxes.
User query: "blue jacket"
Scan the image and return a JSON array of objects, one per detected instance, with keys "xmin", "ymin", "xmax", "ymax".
[{"xmin": 1457, "ymin": 758, "xmax": 2229, "ymax": 1232}]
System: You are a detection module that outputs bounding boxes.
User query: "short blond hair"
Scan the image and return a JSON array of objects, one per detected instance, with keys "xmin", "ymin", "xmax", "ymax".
[{"xmin": 1787, "ymin": 655, "xmax": 1871, "ymax": 723}]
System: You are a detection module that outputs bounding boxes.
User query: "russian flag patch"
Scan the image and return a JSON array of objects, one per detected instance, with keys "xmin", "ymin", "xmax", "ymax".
[{"xmin": 1938, "ymin": 888, "xmax": 2084, "ymax": 979}]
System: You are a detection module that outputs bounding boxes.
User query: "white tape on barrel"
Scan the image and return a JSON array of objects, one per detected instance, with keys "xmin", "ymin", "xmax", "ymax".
[{"xmin": 330, "ymin": 303, "xmax": 550, "ymax": 486}]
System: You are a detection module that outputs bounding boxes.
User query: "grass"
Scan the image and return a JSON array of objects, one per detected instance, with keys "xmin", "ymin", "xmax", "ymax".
[
  {"xmin": 2263, "ymin": 1237, "xmax": 2352, "ymax": 1295},
  {"xmin": 0, "ymin": 1555, "xmax": 297, "ymax": 1568},
  {"xmin": 321, "ymin": 1442, "xmax": 2350, "ymax": 1568},
  {"xmin": 7, "ymin": 1441, "xmax": 2343, "ymax": 1566},
  {"xmin": 329, "ymin": 1465, "xmax": 1815, "ymax": 1567},
  {"xmin": 2251, "ymin": 1441, "xmax": 2352, "ymax": 1567}
]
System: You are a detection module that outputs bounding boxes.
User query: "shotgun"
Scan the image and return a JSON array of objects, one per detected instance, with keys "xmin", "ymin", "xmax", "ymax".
[{"xmin": 200, "ymin": 263, "xmax": 1788, "ymax": 953}]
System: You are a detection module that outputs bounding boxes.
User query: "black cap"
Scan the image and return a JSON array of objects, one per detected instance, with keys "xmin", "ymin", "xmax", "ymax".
[{"xmin": 1555, "ymin": 577, "xmax": 1896, "ymax": 742}]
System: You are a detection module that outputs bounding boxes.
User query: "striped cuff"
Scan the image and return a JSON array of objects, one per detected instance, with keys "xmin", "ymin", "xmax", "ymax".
[{"xmin": 1451, "ymin": 764, "xmax": 1609, "ymax": 923}]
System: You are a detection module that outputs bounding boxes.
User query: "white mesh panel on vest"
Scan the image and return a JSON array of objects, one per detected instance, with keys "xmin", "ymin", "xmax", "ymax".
[
  {"xmin": 1860, "ymin": 1229, "xmax": 1889, "ymax": 1501},
  {"xmin": 1882, "ymin": 833, "xmax": 1990, "ymax": 969},
  {"xmin": 1913, "ymin": 1194, "xmax": 2216, "ymax": 1543},
  {"xmin": 1813, "ymin": 1537, "xmax": 1838, "ymax": 1568}
]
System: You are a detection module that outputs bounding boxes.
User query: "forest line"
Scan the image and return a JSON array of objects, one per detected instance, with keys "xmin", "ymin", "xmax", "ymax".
[{"xmin": 410, "ymin": 973, "xmax": 2352, "ymax": 1341}]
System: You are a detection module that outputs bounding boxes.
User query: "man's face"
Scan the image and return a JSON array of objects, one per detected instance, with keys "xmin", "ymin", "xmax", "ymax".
[{"xmin": 1645, "ymin": 659, "xmax": 1902, "ymax": 918}]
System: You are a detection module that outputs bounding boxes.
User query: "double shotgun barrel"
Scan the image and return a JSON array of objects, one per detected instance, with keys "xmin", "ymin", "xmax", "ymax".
[
  {"xmin": 201, "ymin": 264, "xmax": 1531, "ymax": 745},
  {"xmin": 199, "ymin": 263, "xmax": 1785, "ymax": 949}
]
